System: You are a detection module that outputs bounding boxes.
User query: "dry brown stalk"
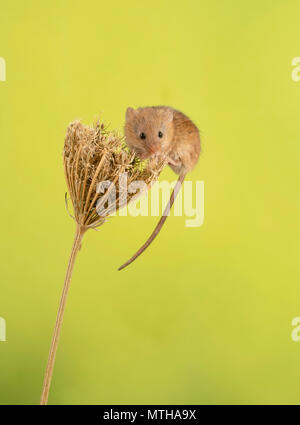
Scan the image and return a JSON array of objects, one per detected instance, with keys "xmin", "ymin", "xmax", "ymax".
[{"xmin": 40, "ymin": 119, "xmax": 166, "ymax": 405}]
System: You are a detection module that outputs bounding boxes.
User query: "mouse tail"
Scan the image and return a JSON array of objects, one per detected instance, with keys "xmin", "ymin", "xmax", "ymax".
[{"xmin": 118, "ymin": 172, "xmax": 186, "ymax": 271}]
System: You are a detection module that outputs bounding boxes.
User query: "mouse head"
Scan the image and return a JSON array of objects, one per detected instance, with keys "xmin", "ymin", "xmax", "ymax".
[{"xmin": 124, "ymin": 106, "xmax": 174, "ymax": 160}]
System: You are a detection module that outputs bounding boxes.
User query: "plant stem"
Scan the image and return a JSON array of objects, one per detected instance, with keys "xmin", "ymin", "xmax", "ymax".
[{"xmin": 40, "ymin": 224, "xmax": 86, "ymax": 405}]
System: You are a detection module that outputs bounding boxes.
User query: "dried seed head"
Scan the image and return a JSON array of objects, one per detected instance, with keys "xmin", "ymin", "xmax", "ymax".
[{"xmin": 63, "ymin": 119, "xmax": 166, "ymax": 229}]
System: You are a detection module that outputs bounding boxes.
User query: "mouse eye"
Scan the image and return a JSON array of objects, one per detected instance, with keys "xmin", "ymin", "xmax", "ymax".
[
  {"xmin": 158, "ymin": 131, "xmax": 163, "ymax": 138},
  {"xmin": 140, "ymin": 132, "xmax": 146, "ymax": 140}
]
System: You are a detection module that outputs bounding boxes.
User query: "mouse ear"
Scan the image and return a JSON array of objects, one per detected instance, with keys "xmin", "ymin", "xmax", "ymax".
[
  {"xmin": 126, "ymin": 107, "xmax": 135, "ymax": 120},
  {"xmin": 164, "ymin": 108, "xmax": 173, "ymax": 123}
]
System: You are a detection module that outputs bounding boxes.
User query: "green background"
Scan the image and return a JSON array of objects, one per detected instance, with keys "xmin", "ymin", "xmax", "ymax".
[{"xmin": 1, "ymin": 0, "xmax": 300, "ymax": 404}]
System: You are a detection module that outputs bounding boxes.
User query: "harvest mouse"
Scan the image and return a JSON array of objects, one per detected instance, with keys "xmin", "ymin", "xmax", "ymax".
[{"xmin": 118, "ymin": 106, "xmax": 201, "ymax": 270}]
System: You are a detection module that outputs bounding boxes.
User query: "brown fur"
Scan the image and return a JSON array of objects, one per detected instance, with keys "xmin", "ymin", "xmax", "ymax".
[{"xmin": 125, "ymin": 106, "xmax": 200, "ymax": 175}]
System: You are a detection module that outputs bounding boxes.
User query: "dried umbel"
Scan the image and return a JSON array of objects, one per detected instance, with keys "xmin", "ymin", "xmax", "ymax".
[
  {"xmin": 64, "ymin": 120, "xmax": 166, "ymax": 228},
  {"xmin": 40, "ymin": 119, "xmax": 166, "ymax": 405}
]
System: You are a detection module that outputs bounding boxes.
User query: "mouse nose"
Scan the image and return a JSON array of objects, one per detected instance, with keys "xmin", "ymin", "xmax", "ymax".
[
  {"xmin": 148, "ymin": 143, "xmax": 160, "ymax": 155},
  {"xmin": 148, "ymin": 147, "xmax": 156, "ymax": 154}
]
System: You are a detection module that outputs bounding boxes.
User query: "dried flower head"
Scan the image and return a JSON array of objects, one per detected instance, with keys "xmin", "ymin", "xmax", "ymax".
[
  {"xmin": 41, "ymin": 118, "xmax": 166, "ymax": 405},
  {"xmin": 63, "ymin": 119, "xmax": 166, "ymax": 229}
]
